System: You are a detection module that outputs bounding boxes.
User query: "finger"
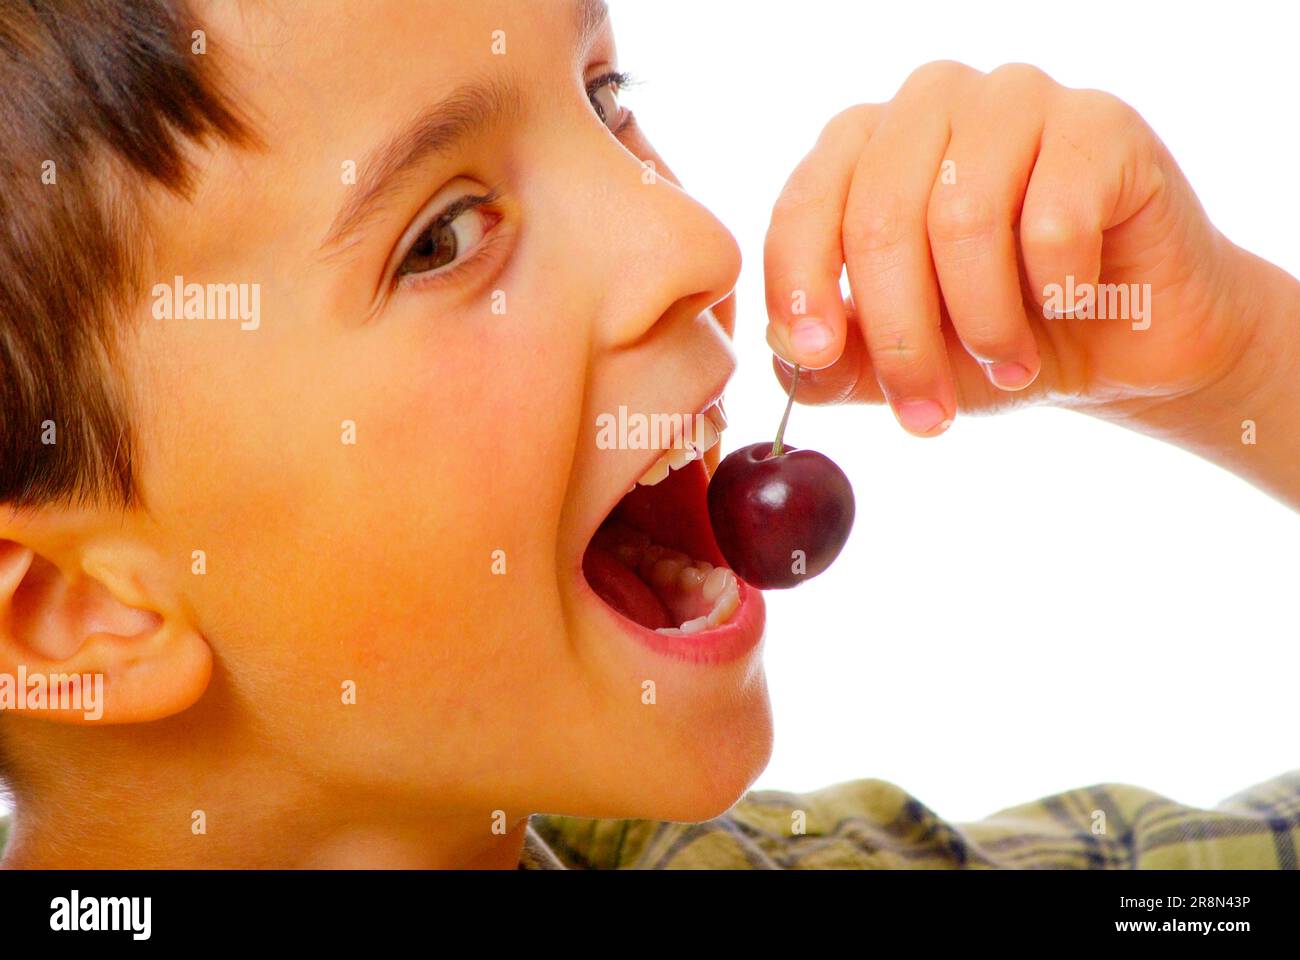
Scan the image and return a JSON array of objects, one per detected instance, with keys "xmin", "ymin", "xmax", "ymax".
[
  {"xmin": 1020, "ymin": 89, "xmax": 1164, "ymax": 317},
  {"xmin": 764, "ymin": 104, "xmax": 881, "ymax": 370},
  {"xmin": 842, "ymin": 67, "xmax": 970, "ymax": 437},
  {"xmin": 928, "ymin": 64, "xmax": 1050, "ymax": 392},
  {"xmin": 771, "ymin": 317, "xmax": 883, "ymax": 406},
  {"xmin": 773, "ymin": 295, "xmax": 1061, "ymax": 412}
]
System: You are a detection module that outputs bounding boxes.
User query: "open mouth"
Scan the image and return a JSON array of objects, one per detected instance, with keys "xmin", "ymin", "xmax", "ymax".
[{"xmin": 581, "ymin": 402, "xmax": 757, "ymax": 643}]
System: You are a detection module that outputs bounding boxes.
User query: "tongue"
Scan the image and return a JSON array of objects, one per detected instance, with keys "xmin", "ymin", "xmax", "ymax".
[{"xmin": 582, "ymin": 545, "xmax": 672, "ymax": 629}]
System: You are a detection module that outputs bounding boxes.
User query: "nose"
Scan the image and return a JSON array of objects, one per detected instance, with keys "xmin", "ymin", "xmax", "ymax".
[{"xmin": 538, "ymin": 131, "xmax": 742, "ymax": 350}]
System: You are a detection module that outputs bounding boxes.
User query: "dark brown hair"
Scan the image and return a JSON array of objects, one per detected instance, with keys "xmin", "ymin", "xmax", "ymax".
[{"xmin": 0, "ymin": 0, "xmax": 253, "ymax": 510}]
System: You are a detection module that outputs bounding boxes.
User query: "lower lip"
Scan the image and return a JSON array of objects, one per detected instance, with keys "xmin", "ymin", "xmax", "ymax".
[{"xmin": 579, "ymin": 573, "xmax": 766, "ymax": 665}]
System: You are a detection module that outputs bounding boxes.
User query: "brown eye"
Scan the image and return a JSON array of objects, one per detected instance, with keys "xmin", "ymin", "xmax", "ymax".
[
  {"xmin": 396, "ymin": 195, "xmax": 493, "ymax": 280},
  {"xmin": 404, "ymin": 221, "xmax": 458, "ymax": 274}
]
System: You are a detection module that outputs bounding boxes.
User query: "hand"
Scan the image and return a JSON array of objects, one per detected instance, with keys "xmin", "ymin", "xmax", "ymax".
[{"xmin": 763, "ymin": 61, "xmax": 1258, "ymax": 437}]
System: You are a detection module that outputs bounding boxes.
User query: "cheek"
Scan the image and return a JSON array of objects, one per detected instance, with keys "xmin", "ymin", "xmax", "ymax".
[
  {"xmin": 135, "ymin": 292, "xmax": 591, "ymax": 716},
  {"xmin": 342, "ymin": 300, "xmax": 584, "ymax": 618}
]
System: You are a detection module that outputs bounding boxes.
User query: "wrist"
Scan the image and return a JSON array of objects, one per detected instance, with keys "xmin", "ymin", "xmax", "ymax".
[{"xmin": 1093, "ymin": 241, "xmax": 1300, "ymax": 505}]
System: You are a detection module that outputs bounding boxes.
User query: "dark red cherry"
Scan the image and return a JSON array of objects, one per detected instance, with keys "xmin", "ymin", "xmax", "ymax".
[
  {"xmin": 708, "ymin": 441, "xmax": 854, "ymax": 589},
  {"xmin": 705, "ymin": 361, "xmax": 854, "ymax": 590}
]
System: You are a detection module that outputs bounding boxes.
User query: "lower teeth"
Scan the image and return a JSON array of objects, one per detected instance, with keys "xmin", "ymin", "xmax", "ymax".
[{"xmin": 598, "ymin": 525, "xmax": 741, "ymax": 633}]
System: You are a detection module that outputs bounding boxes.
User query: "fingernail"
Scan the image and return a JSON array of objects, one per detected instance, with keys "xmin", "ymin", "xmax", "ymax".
[
  {"xmin": 895, "ymin": 399, "xmax": 951, "ymax": 436},
  {"xmin": 986, "ymin": 362, "xmax": 1033, "ymax": 391},
  {"xmin": 790, "ymin": 317, "xmax": 832, "ymax": 358}
]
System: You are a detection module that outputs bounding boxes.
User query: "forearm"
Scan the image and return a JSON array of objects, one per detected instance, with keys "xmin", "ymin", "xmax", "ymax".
[{"xmin": 1093, "ymin": 244, "xmax": 1300, "ymax": 510}]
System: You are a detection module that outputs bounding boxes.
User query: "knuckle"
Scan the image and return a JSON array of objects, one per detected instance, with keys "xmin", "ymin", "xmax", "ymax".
[
  {"xmin": 1020, "ymin": 205, "xmax": 1086, "ymax": 254},
  {"xmin": 955, "ymin": 320, "xmax": 1017, "ymax": 360},
  {"xmin": 1070, "ymin": 88, "xmax": 1141, "ymax": 133},
  {"xmin": 769, "ymin": 178, "xmax": 831, "ymax": 230},
  {"xmin": 989, "ymin": 62, "xmax": 1054, "ymax": 90},
  {"xmin": 928, "ymin": 190, "xmax": 996, "ymax": 246},
  {"xmin": 901, "ymin": 59, "xmax": 975, "ymax": 94},
  {"xmin": 823, "ymin": 102, "xmax": 881, "ymax": 139},
  {"xmin": 863, "ymin": 325, "xmax": 935, "ymax": 377},
  {"xmin": 843, "ymin": 191, "xmax": 908, "ymax": 253},
  {"xmin": 868, "ymin": 332, "xmax": 932, "ymax": 380}
]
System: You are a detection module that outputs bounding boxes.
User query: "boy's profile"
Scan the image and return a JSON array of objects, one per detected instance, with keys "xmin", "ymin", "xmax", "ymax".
[{"xmin": 1, "ymin": 0, "xmax": 1297, "ymax": 869}]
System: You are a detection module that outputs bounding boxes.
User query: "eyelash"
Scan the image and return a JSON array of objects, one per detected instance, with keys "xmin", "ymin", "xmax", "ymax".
[
  {"xmin": 586, "ymin": 70, "xmax": 637, "ymax": 134},
  {"xmin": 392, "ymin": 70, "xmax": 638, "ymax": 292}
]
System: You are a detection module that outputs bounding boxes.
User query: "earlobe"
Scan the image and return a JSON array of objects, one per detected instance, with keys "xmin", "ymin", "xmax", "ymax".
[{"xmin": 0, "ymin": 535, "xmax": 212, "ymax": 726}]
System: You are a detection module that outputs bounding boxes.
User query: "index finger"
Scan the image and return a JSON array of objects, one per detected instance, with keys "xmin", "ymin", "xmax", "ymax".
[{"xmin": 764, "ymin": 104, "xmax": 880, "ymax": 370}]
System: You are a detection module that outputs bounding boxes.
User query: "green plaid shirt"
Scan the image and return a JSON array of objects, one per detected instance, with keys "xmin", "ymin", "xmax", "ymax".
[{"xmin": 521, "ymin": 770, "xmax": 1300, "ymax": 869}]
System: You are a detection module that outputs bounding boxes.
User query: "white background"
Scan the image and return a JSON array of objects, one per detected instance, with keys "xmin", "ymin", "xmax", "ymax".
[
  {"xmin": 613, "ymin": 0, "xmax": 1300, "ymax": 820},
  {"xmin": 4, "ymin": 1, "xmax": 1297, "ymax": 827}
]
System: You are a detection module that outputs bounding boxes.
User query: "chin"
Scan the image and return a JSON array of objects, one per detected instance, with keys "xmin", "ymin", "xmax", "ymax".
[
  {"xmin": 647, "ymin": 682, "xmax": 775, "ymax": 823},
  {"xmin": 549, "ymin": 663, "xmax": 774, "ymax": 825}
]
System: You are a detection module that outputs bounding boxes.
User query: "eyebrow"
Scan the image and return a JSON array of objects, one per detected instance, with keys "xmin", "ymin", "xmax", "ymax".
[{"xmin": 319, "ymin": 0, "xmax": 610, "ymax": 256}]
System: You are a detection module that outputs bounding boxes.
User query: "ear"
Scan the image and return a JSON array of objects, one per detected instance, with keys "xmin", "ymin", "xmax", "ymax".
[{"xmin": 0, "ymin": 516, "xmax": 211, "ymax": 726}]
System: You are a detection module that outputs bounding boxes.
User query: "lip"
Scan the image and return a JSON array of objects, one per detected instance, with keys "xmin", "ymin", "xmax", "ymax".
[{"xmin": 576, "ymin": 569, "xmax": 766, "ymax": 665}]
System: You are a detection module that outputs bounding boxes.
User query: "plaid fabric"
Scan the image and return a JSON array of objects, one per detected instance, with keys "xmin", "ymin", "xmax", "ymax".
[{"xmin": 523, "ymin": 770, "xmax": 1300, "ymax": 869}]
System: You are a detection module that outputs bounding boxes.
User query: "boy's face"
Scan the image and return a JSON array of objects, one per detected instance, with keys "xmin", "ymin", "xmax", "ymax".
[{"xmin": 124, "ymin": 0, "xmax": 770, "ymax": 822}]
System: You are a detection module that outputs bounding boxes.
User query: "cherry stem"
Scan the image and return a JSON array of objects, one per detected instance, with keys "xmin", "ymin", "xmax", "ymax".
[{"xmin": 771, "ymin": 362, "xmax": 801, "ymax": 458}]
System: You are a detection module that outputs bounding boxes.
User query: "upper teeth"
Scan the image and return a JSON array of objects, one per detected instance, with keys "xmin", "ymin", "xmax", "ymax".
[{"xmin": 634, "ymin": 402, "xmax": 727, "ymax": 488}]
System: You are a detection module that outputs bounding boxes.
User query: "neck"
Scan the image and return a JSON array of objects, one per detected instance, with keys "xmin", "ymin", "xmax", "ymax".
[{"xmin": 0, "ymin": 734, "xmax": 527, "ymax": 869}]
